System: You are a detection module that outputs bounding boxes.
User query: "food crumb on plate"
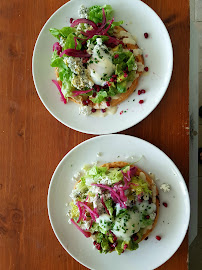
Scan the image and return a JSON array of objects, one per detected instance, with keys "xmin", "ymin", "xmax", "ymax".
[{"xmin": 160, "ymin": 183, "xmax": 171, "ymax": 192}]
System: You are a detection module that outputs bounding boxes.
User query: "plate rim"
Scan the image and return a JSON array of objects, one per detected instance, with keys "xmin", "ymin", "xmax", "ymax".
[
  {"xmin": 32, "ymin": 0, "xmax": 173, "ymax": 135},
  {"xmin": 47, "ymin": 134, "xmax": 190, "ymax": 270}
]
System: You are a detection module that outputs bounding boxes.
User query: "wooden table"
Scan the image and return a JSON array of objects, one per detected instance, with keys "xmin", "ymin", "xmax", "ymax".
[{"xmin": 0, "ymin": 0, "xmax": 189, "ymax": 269}]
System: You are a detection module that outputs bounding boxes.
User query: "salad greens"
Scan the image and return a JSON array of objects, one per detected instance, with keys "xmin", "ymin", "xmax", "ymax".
[
  {"xmin": 50, "ymin": 4, "xmax": 139, "ymax": 106},
  {"xmin": 69, "ymin": 164, "xmax": 157, "ymax": 255}
]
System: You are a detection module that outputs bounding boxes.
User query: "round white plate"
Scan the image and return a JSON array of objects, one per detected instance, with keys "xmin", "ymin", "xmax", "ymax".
[
  {"xmin": 32, "ymin": 0, "xmax": 173, "ymax": 134},
  {"xmin": 48, "ymin": 134, "xmax": 190, "ymax": 270}
]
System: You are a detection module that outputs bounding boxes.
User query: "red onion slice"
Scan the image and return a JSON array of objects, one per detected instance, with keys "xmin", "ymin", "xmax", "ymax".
[
  {"xmin": 53, "ymin": 42, "xmax": 62, "ymax": 55},
  {"xmin": 72, "ymin": 88, "xmax": 93, "ymax": 97},
  {"xmin": 70, "ymin": 218, "xmax": 91, "ymax": 238},
  {"xmin": 52, "ymin": 80, "xmax": 67, "ymax": 104},
  {"xmin": 60, "ymin": 49, "xmax": 91, "ymax": 58},
  {"xmin": 71, "ymin": 18, "xmax": 98, "ymax": 29}
]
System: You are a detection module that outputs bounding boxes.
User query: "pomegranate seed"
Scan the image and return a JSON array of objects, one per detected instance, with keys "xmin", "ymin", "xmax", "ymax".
[
  {"xmin": 112, "ymin": 74, "xmax": 117, "ymax": 78},
  {"xmin": 124, "ymin": 73, "xmax": 128, "ymax": 78},
  {"xmin": 103, "ymin": 84, "xmax": 108, "ymax": 89},
  {"xmin": 82, "ymin": 100, "xmax": 88, "ymax": 106},
  {"xmin": 106, "ymin": 101, "xmax": 110, "ymax": 107},
  {"xmin": 138, "ymin": 90, "xmax": 141, "ymax": 95},
  {"xmin": 91, "ymin": 108, "xmax": 96, "ymax": 113},
  {"xmin": 139, "ymin": 100, "xmax": 144, "ymax": 104},
  {"xmin": 92, "ymin": 92, "xmax": 97, "ymax": 97},
  {"xmin": 107, "ymin": 81, "xmax": 111, "ymax": 87},
  {"xmin": 133, "ymin": 234, "xmax": 138, "ymax": 241},
  {"xmin": 145, "ymin": 215, "xmax": 150, "ymax": 219},
  {"xmin": 85, "ymin": 99, "xmax": 89, "ymax": 104},
  {"xmin": 144, "ymin": 32, "xmax": 149, "ymax": 38},
  {"xmin": 163, "ymin": 202, "xmax": 168, "ymax": 207},
  {"xmin": 123, "ymin": 244, "xmax": 128, "ymax": 250},
  {"xmin": 144, "ymin": 66, "xmax": 149, "ymax": 72},
  {"xmin": 156, "ymin": 236, "xmax": 161, "ymax": 241},
  {"xmin": 110, "ymin": 242, "xmax": 117, "ymax": 248},
  {"xmin": 144, "ymin": 237, "xmax": 148, "ymax": 240},
  {"xmin": 93, "ymin": 241, "xmax": 97, "ymax": 246},
  {"xmin": 110, "ymin": 77, "xmax": 114, "ymax": 82},
  {"xmin": 95, "ymin": 85, "xmax": 100, "ymax": 92},
  {"xmin": 70, "ymin": 18, "xmax": 74, "ymax": 23},
  {"xmin": 95, "ymin": 243, "xmax": 101, "ymax": 250},
  {"xmin": 141, "ymin": 89, "xmax": 146, "ymax": 94},
  {"xmin": 106, "ymin": 97, "xmax": 111, "ymax": 102},
  {"xmin": 114, "ymin": 54, "xmax": 119, "ymax": 59},
  {"xmin": 101, "ymin": 109, "xmax": 106, "ymax": 113},
  {"xmin": 129, "ymin": 49, "xmax": 133, "ymax": 53}
]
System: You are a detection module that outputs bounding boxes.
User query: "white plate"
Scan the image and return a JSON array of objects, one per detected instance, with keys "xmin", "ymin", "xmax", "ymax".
[
  {"xmin": 48, "ymin": 134, "xmax": 190, "ymax": 270},
  {"xmin": 32, "ymin": 0, "xmax": 173, "ymax": 134}
]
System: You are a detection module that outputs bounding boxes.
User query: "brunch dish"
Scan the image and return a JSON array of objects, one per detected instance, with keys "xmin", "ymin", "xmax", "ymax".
[
  {"xmin": 33, "ymin": 0, "xmax": 173, "ymax": 134},
  {"xmin": 50, "ymin": 4, "xmax": 144, "ymax": 115},
  {"xmin": 69, "ymin": 162, "xmax": 159, "ymax": 255},
  {"xmin": 47, "ymin": 135, "xmax": 190, "ymax": 270}
]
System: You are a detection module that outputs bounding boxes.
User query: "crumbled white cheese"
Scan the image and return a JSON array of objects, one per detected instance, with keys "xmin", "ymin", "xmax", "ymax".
[
  {"xmin": 143, "ymin": 194, "xmax": 149, "ymax": 201},
  {"xmin": 64, "ymin": 56, "xmax": 94, "ymax": 89},
  {"xmin": 71, "ymin": 171, "xmax": 81, "ymax": 182},
  {"xmin": 96, "ymin": 152, "xmax": 102, "ymax": 157},
  {"xmin": 93, "ymin": 197, "xmax": 103, "ymax": 213},
  {"xmin": 79, "ymin": 106, "xmax": 92, "ymax": 116},
  {"xmin": 68, "ymin": 218, "xmax": 72, "ymax": 224},
  {"xmin": 81, "ymin": 220, "xmax": 91, "ymax": 230},
  {"xmin": 59, "ymin": 36, "xmax": 65, "ymax": 47},
  {"xmin": 74, "ymin": 171, "xmax": 80, "ymax": 179},
  {"xmin": 99, "ymin": 177, "xmax": 112, "ymax": 185},
  {"xmin": 78, "ymin": 5, "xmax": 89, "ymax": 19},
  {"xmin": 89, "ymin": 185, "xmax": 101, "ymax": 195},
  {"xmin": 160, "ymin": 183, "xmax": 171, "ymax": 192},
  {"xmin": 92, "ymin": 161, "xmax": 98, "ymax": 166},
  {"xmin": 150, "ymin": 212, "xmax": 156, "ymax": 220}
]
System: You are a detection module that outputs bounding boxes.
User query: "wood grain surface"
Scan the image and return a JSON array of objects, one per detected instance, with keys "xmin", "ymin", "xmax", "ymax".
[{"xmin": 0, "ymin": 0, "xmax": 189, "ymax": 269}]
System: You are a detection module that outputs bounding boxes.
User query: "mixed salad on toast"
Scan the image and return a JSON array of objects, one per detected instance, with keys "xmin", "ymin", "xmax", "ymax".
[{"xmin": 50, "ymin": 4, "xmax": 144, "ymax": 116}]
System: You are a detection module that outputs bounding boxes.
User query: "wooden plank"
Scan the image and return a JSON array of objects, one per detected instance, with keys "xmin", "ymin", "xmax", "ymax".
[{"xmin": 0, "ymin": 0, "xmax": 189, "ymax": 269}]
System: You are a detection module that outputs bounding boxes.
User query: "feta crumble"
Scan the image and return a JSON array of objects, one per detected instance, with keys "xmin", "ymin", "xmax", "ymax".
[
  {"xmin": 64, "ymin": 56, "xmax": 94, "ymax": 89},
  {"xmin": 160, "ymin": 183, "xmax": 171, "ymax": 192},
  {"xmin": 78, "ymin": 5, "xmax": 89, "ymax": 19},
  {"xmin": 59, "ymin": 36, "xmax": 65, "ymax": 47},
  {"xmin": 79, "ymin": 106, "xmax": 92, "ymax": 116},
  {"xmin": 150, "ymin": 212, "xmax": 156, "ymax": 220}
]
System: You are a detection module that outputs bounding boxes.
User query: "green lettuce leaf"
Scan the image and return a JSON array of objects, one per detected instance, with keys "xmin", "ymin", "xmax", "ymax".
[
  {"xmin": 90, "ymin": 90, "xmax": 108, "ymax": 103},
  {"xmin": 117, "ymin": 81, "xmax": 127, "ymax": 93},
  {"xmin": 51, "ymin": 50, "xmax": 67, "ymax": 69},
  {"xmin": 88, "ymin": 5, "xmax": 113, "ymax": 23},
  {"xmin": 107, "ymin": 168, "xmax": 123, "ymax": 183},
  {"xmin": 131, "ymin": 176, "xmax": 152, "ymax": 195},
  {"xmin": 58, "ymin": 68, "xmax": 73, "ymax": 98},
  {"xmin": 89, "ymin": 35, "xmax": 109, "ymax": 44},
  {"xmin": 64, "ymin": 33, "xmax": 82, "ymax": 50},
  {"xmin": 105, "ymin": 199, "xmax": 114, "ymax": 216},
  {"xmin": 127, "ymin": 54, "xmax": 136, "ymax": 71},
  {"xmin": 49, "ymin": 27, "xmax": 75, "ymax": 40}
]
